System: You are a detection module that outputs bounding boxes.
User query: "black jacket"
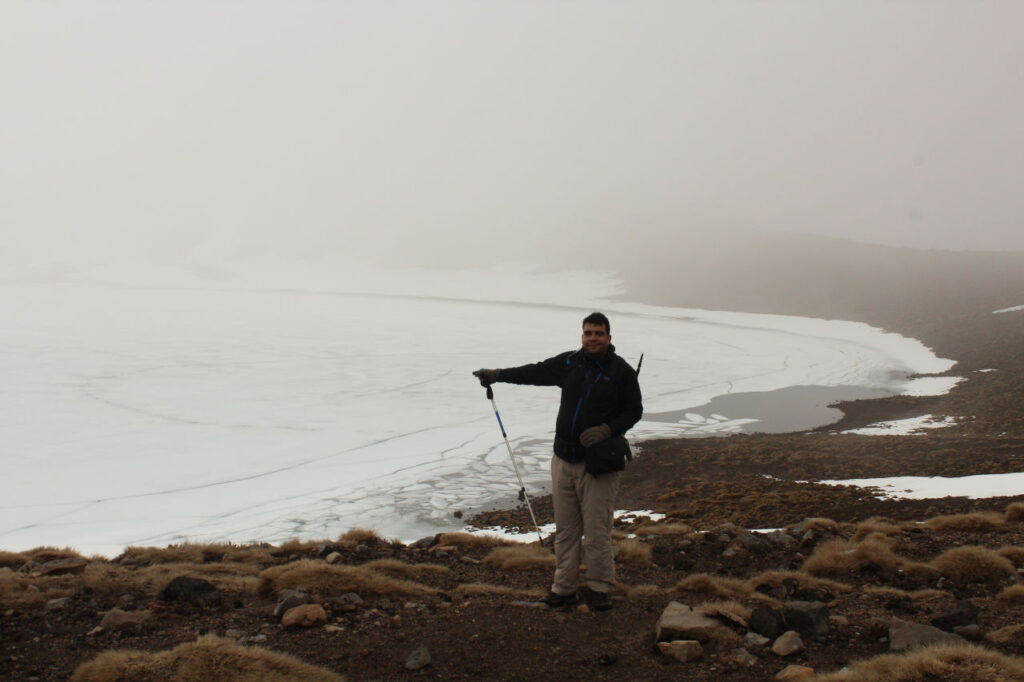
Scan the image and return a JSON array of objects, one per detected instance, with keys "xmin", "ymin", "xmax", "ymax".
[{"xmin": 498, "ymin": 345, "xmax": 643, "ymax": 463}]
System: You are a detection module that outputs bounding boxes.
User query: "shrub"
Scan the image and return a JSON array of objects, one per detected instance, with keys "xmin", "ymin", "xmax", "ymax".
[
  {"xmin": 802, "ymin": 534, "xmax": 904, "ymax": 577},
  {"xmin": 986, "ymin": 624, "xmax": 1024, "ymax": 645},
  {"xmin": 929, "ymin": 546, "xmax": 1017, "ymax": 585},
  {"xmin": 815, "ymin": 643, "xmax": 1024, "ymax": 681},
  {"xmin": 922, "ymin": 512, "xmax": 1006, "ymax": 532},
  {"xmin": 482, "ymin": 545, "xmax": 555, "ymax": 570},
  {"xmin": 259, "ymin": 560, "xmax": 434, "ymax": 598},
  {"xmin": 852, "ymin": 519, "xmax": 906, "ymax": 542},
  {"xmin": 997, "ymin": 546, "xmax": 1024, "ymax": 567},
  {"xmin": 1004, "ymin": 502, "xmax": 1024, "ymax": 522},
  {"xmin": 676, "ymin": 573, "xmax": 752, "ymax": 600},
  {"xmin": 361, "ymin": 559, "xmax": 450, "ymax": 578},
  {"xmin": 71, "ymin": 635, "xmax": 343, "ymax": 681},
  {"xmin": 614, "ymin": 539, "xmax": 653, "ymax": 565},
  {"xmin": 997, "ymin": 585, "xmax": 1024, "ymax": 602}
]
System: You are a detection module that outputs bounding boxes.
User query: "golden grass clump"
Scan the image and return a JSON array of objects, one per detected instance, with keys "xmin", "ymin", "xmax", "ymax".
[
  {"xmin": 259, "ymin": 560, "xmax": 434, "ymax": 598},
  {"xmin": 0, "ymin": 550, "xmax": 28, "ymax": 567},
  {"xmin": 922, "ymin": 512, "xmax": 1006, "ymax": 532},
  {"xmin": 814, "ymin": 643, "xmax": 1024, "ymax": 682},
  {"xmin": 986, "ymin": 624, "xmax": 1024, "ymax": 645},
  {"xmin": 614, "ymin": 539, "xmax": 653, "ymax": 566},
  {"xmin": 929, "ymin": 546, "xmax": 1017, "ymax": 584},
  {"xmin": 997, "ymin": 585, "xmax": 1024, "ymax": 603},
  {"xmin": 802, "ymin": 534, "xmax": 904, "ymax": 577},
  {"xmin": 676, "ymin": 573, "xmax": 753, "ymax": 600},
  {"xmin": 789, "ymin": 517, "xmax": 839, "ymax": 534},
  {"xmin": 71, "ymin": 635, "xmax": 344, "ymax": 682},
  {"xmin": 633, "ymin": 522, "xmax": 694, "ymax": 537},
  {"xmin": 852, "ymin": 518, "xmax": 906, "ymax": 542},
  {"xmin": 482, "ymin": 545, "xmax": 556, "ymax": 570},
  {"xmin": 626, "ymin": 584, "xmax": 665, "ymax": 599},
  {"xmin": 134, "ymin": 562, "xmax": 262, "ymax": 594},
  {"xmin": 997, "ymin": 546, "xmax": 1024, "ymax": 567},
  {"xmin": 699, "ymin": 599, "xmax": 752, "ymax": 623},
  {"xmin": 748, "ymin": 570, "xmax": 852, "ymax": 595},
  {"xmin": 336, "ymin": 529, "xmax": 384, "ymax": 548},
  {"xmin": 452, "ymin": 583, "xmax": 544, "ymax": 599},
  {"xmin": 361, "ymin": 559, "xmax": 450, "ymax": 578},
  {"xmin": 0, "ymin": 568, "xmax": 69, "ymax": 608},
  {"xmin": 435, "ymin": 532, "xmax": 510, "ymax": 549},
  {"xmin": 1004, "ymin": 502, "xmax": 1024, "ymax": 522},
  {"xmin": 276, "ymin": 539, "xmax": 326, "ymax": 554},
  {"xmin": 22, "ymin": 546, "xmax": 85, "ymax": 563},
  {"xmin": 861, "ymin": 585, "xmax": 953, "ymax": 603}
]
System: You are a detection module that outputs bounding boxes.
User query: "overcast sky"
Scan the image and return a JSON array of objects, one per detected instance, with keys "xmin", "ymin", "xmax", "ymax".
[{"xmin": 2, "ymin": 1, "xmax": 1022, "ymax": 274}]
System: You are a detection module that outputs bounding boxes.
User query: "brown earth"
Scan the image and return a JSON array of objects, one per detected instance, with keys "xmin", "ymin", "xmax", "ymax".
[{"xmin": 3, "ymin": 244, "xmax": 1024, "ymax": 680}]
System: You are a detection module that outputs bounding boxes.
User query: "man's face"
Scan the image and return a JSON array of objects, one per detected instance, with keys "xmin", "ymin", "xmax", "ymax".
[{"xmin": 582, "ymin": 322, "xmax": 611, "ymax": 357}]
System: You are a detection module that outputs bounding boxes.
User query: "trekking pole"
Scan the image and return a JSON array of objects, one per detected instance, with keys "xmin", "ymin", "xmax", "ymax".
[{"xmin": 485, "ymin": 385, "xmax": 545, "ymax": 545}]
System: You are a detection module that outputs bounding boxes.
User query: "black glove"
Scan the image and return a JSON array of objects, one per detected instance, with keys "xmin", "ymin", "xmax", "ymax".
[
  {"xmin": 473, "ymin": 368, "xmax": 501, "ymax": 387},
  {"xmin": 580, "ymin": 423, "xmax": 611, "ymax": 447}
]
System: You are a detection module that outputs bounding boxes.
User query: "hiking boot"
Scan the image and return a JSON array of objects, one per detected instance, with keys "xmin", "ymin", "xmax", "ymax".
[
  {"xmin": 539, "ymin": 591, "xmax": 578, "ymax": 608},
  {"xmin": 589, "ymin": 591, "xmax": 613, "ymax": 612}
]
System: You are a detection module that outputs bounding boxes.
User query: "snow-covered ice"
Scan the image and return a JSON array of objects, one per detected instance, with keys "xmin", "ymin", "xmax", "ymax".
[
  {"xmin": 820, "ymin": 472, "xmax": 1024, "ymax": 500},
  {"xmin": 0, "ymin": 273, "xmax": 958, "ymax": 555},
  {"xmin": 993, "ymin": 304, "xmax": 1024, "ymax": 314},
  {"xmin": 841, "ymin": 415, "xmax": 958, "ymax": 436}
]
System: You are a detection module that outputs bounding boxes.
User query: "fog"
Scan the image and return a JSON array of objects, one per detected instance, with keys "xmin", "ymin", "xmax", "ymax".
[{"xmin": 2, "ymin": 1, "xmax": 1022, "ymax": 279}]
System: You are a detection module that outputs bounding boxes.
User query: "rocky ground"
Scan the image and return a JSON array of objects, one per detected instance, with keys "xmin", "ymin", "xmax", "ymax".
[{"xmin": 3, "ymin": 248, "xmax": 1024, "ymax": 680}]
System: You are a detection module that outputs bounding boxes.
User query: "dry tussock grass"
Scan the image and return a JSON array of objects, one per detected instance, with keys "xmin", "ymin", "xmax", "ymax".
[
  {"xmin": 699, "ymin": 599, "xmax": 752, "ymax": 623},
  {"xmin": 929, "ymin": 546, "xmax": 1017, "ymax": 584},
  {"xmin": 259, "ymin": 560, "xmax": 434, "ymax": 598},
  {"xmin": 802, "ymin": 534, "xmax": 905, "ymax": 577},
  {"xmin": 123, "ymin": 543, "xmax": 277, "ymax": 565},
  {"xmin": 997, "ymin": 585, "xmax": 1024, "ymax": 602},
  {"xmin": 0, "ymin": 568, "xmax": 70, "ymax": 608},
  {"xmin": 862, "ymin": 586, "xmax": 953, "ymax": 603},
  {"xmin": 22, "ymin": 546, "xmax": 84, "ymax": 562},
  {"xmin": 361, "ymin": 559, "xmax": 450, "ymax": 578},
  {"xmin": 922, "ymin": 512, "xmax": 1006, "ymax": 532},
  {"xmin": 482, "ymin": 545, "xmax": 555, "ymax": 570},
  {"xmin": 70, "ymin": 635, "xmax": 343, "ymax": 681},
  {"xmin": 277, "ymin": 539, "xmax": 326, "ymax": 554},
  {"xmin": 627, "ymin": 584, "xmax": 665, "ymax": 598},
  {"xmin": 0, "ymin": 550, "xmax": 28, "ymax": 567},
  {"xmin": 337, "ymin": 529, "xmax": 383, "ymax": 548},
  {"xmin": 852, "ymin": 518, "xmax": 906, "ymax": 542},
  {"xmin": 614, "ymin": 539, "xmax": 652, "ymax": 565},
  {"xmin": 452, "ymin": 583, "xmax": 543, "ymax": 599},
  {"xmin": 436, "ymin": 532, "xmax": 509, "ymax": 549},
  {"xmin": 748, "ymin": 570, "xmax": 852, "ymax": 595},
  {"xmin": 134, "ymin": 563, "xmax": 262, "ymax": 594},
  {"xmin": 676, "ymin": 573, "xmax": 752, "ymax": 600},
  {"xmin": 815, "ymin": 643, "xmax": 1024, "ymax": 681},
  {"xmin": 997, "ymin": 546, "xmax": 1024, "ymax": 566},
  {"xmin": 1004, "ymin": 502, "xmax": 1024, "ymax": 522},
  {"xmin": 986, "ymin": 624, "xmax": 1024, "ymax": 645},
  {"xmin": 789, "ymin": 517, "xmax": 839, "ymax": 533},
  {"xmin": 633, "ymin": 522, "xmax": 693, "ymax": 536}
]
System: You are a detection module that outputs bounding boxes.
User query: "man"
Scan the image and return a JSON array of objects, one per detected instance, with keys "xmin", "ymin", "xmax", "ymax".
[{"xmin": 473, "ymin": 312, "xmax": 643, "ymax": 611}]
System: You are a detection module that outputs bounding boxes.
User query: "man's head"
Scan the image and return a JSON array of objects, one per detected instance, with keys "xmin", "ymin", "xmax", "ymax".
[{"xmin": 581, "ymin": 312, "xmax": 611, "ymax": 357}]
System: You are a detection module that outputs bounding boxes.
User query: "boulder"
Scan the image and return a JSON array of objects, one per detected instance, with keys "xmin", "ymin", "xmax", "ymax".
[
  {"xmin": 281, "ymin": 604, "xmax": 327, "ymax": 628},
  {"xmin": 274, "ymin": 589, "xmax": 310, "ymax": 618},
  {"xmin": 733, "ymin": 532, "xmax": 773, "ymax": 554},
  {"xmin": 930, "ymin": 601, "xmax": 979, "ymax": 632},
  {"xmin": 157, "ymin": 576, "xmax": 219, "ymax": 606},
  {"xmin": 889, "ymin": 617, "xmax": 966, "ymax": 652},
  {"xmin": 771, "ymin": 631, "xmax": 805, "ymax": 657},
  {"xmin": 32, "ymin": 558, "xmax": 88, "ymax": 577},
  {"xmin": 405, "ymin": 645, "xmax": 431, "ymax": 670},
  {"xmin": 783, "ymin": 601, "xmax": 830, "ymax": 638},
  {"xmin": 750, "ymin": 605, "xmax": 787, "ymax": 639},
  {"xmin": 657, "ymin": 640, "xmax": 703, "ymax": 663},
  {"xmin": 656, "ymin": 602, "xmax": 726, "ymax": 643}
]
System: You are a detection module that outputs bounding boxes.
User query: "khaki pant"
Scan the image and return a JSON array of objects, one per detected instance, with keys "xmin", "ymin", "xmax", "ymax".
[{"xmin": 550, "ymin": 454, "xmax": 621, "ymax": 595}]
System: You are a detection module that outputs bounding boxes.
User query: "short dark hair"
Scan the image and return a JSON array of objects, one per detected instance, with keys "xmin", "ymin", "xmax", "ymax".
[{"xmin": 582, "ymin": 312, "xmax": 610, "ymax": 333}]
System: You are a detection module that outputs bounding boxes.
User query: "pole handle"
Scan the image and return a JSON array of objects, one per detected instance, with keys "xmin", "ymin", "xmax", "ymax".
[{"xmin": 486, "ymin": 385, "xmax": 494, "ymax": 400}]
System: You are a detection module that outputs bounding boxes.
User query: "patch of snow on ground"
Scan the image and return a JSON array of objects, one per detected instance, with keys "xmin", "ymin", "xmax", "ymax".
[
  {"xmin": 977, "ymin": 369, "xmax": 997, "ymax": 373},
  {"xmin": 820, "ymin": 472, "xmax": 1024, "ymax": 500},
  {"xmin": 841, "ymin": 415, "xmax": 958, "ymax": 436},
  {"xmin": 899, "ymin": 376, "xmax": 963, "ymax": 397},
  {"xmin": 993, "ymin": 304, "xmax": 1024, "ymax": 314}
]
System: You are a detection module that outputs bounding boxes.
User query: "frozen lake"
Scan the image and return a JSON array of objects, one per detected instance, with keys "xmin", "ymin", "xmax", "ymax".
[{"xmin": 0, "ymin": 280, "xmax": 955, "ymax": 555}]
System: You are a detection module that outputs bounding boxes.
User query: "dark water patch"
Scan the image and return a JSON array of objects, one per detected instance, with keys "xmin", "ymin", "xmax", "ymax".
[{"xmin": 645, "ymin": 385, "xmax": 893, "ymax": 434}]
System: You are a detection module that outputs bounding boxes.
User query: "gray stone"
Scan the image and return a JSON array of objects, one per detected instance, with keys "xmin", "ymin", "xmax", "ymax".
[
  {"xmin": 750, "ymin": 605, "xmax": 787, "ymax": 639},
  {"xmin": 409, "ymin": 536, "xmax": 436, "ymax": 550},
  {"xmin": 157, "ymin": 576, "xmax": 219, "ymax": 606},
  {"xmin": 32, "ymin": 558, "xmax": 88, "ymax": 577},
  {"xmin": 930, "ymin": 601, "xmax": 979, "ymax": 632},
  {"xmin": 274, "ymin": 590, "xmax": 310, "ymax": 618},
  {"xmin": 743, "ymin": 632, "xmax": 770, "ymax": 649},
  {"xmin": 45, "ymin": 597, "xmax": 72, "ymax": 611},
  {"xmin": 772, "ymin": 631, "xmax": 805, "ymax": 657},
  {"xmin": 325, "ymin": 552, "xmax": 343, "ymax": 564},
  {"xmin": 281, "ymin": 604, "xmax": 327, "ymax": 628},
  {"xmin": 405, "ymin": 645, "xmax": 431, "ymax": 670},
  {"xmin": 657, "ymin": 640, "xmax": 703, "ymax": 662},
  {"xmin": 116, "ymin": 594, "xmax": 137, "ymax": 609},
  {"xmin": 224, "ymin": 628, "xmax": 246, "ymax": 640},
  {"xmin": 766, "ymin": 530, "xmax": 798, "ymax": 547},
  {"xmin": 656, "ymin": 602, "xmax": 726, "ymax": 643},
  {"xmin": 731, "ymin": 647, "xmax": 758, "ymax": 666},
  {"xmin": 889, "ymin": 617, "xmax": 966, "ymax": 652},
  {"xmin": 733, "ymin": 532, "xmax": 773, "ymax": 554},
  {"xmin": 784, "ymin": 601, "xmax": 830, "ymax": 638}
]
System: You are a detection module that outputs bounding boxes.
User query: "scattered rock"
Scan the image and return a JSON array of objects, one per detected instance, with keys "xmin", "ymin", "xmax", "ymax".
[
  {"xmin": 409, "ymin": 536, "xmax": 437, "ymax": 550},
  {"xmin": 326, "ymin": 592, "xmax": 364, "ymax": 613},
  {"xmin": 776, "ymin": 664, "xmax": 816, "ymax": 680},
  {"xmin": 783, "ymin": 601, "xmax": 830, "ymax": 638},
  {"xmin": 324, "ymin": 624, "xmax": 344, "ymax": 633},
  {"xmin": 750, "ymin": 605, "xmax": 787, "ymax": 640},
  {"xmin": 729, "ymin": 647, "xmax": 758, "ymax": 666},
  {"xmin": 274, "ymin": 589, "xmax": 311, "ymax": 618},
  {"xmin": 224, "ymin": 628, "xmax": 246, "ymax": 640},
  {"xmin": 316, "ymin": 543, "xmax": 344, "ymax": 558},
  {"xmin": 325, "ymin": 552, "xmax": 343, "ymax": 564},
  {"xmin": 99, "ymin": 608, "xmax": 151, "ymax": 630},
  {"xmin": 116, "ymin": 594, "xmax": 137, "ymax": 609},
  {"xmin": 733, "ymin": 532, "xmax": 772, "ymax": 554},
  {"xmin": 771, "ymin": 631, "xmax": 805, "ymax": 657},
  {"xmin": 930, "ymin": 600, "xmax": 979, "ymax": 632},
  {"xmin": 743, "ymin": 632, "xmax": 770, "ymax": 650},
  {"xmin": 32, "ymin": 558, "xmax": 88, "ymax": 577},
  {"xmin": 45, "ymin": 597, "xmax": 71, "ymax": 611},
  {"xmin": 281, "ymin": 604, "xmax": 327, "ymax": 628},
  {"xmin": 657, "ymin": 640, "xmax": 703, "ymax": 662},
  {"xmin": 766, "ymin": 530, "xmax": 798, "ymax": 548},
  {"xmin": 157, "ymin": 576, "xmax": 219, "ymax": 606},
  {"xmin": 889, "ymin": 617, "xmax": 967, "ymax": 652},
  {"xmin": 657, "ymin": 602, "xmax": 727, "ymax": 643},
  {"xmin": 405, "ymin": 645, "xmax": 431, "ymax": 670}
]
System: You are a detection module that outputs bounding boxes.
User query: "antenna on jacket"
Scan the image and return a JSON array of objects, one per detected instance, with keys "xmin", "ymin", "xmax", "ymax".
[{"xmin": 636, "ymin": 353, "xmax": 644, "ymax": 376}]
